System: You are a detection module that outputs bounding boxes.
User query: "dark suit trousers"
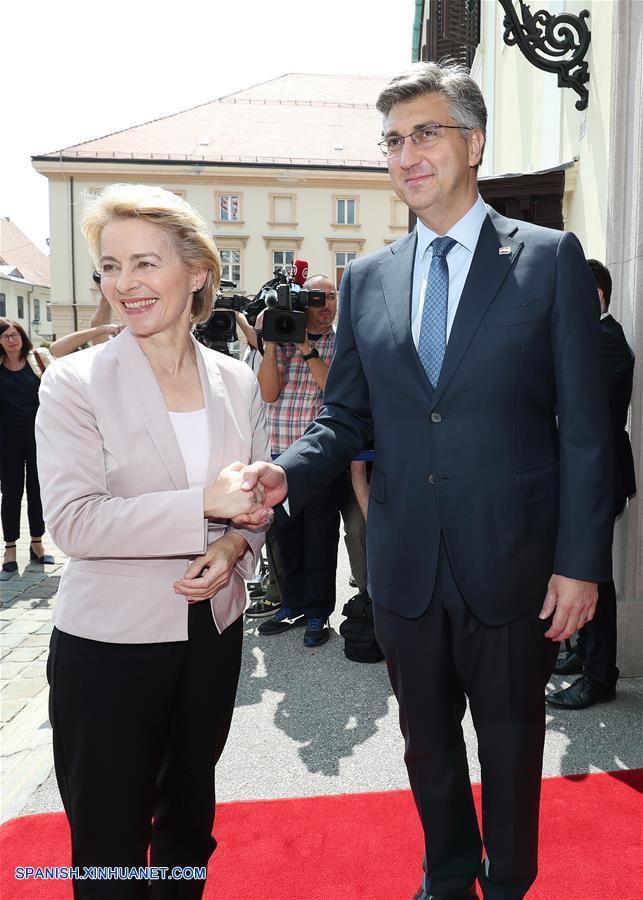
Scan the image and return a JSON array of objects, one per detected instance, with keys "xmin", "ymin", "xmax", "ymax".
[
  {"xmin": 575, "ymin": 499, "xmax": 624, "ymax": 687},
  {"xmin": 0, "ymin": 424, "xmax": 46, "ymax": 542},
  {"xmin": 271, "ymin": 473, "xmax": 346, "ymax": 619},
  {"xmin": 374, "ymin": 540, "xmax": 558, "ymax": 900},
  {"xmin": 47, "ymin": 603, "xmax": 243, "ymax": 899}
]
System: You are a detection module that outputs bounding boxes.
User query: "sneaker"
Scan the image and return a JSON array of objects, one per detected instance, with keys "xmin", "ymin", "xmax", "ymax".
[
  {"xmin": 303, "ymin": 617, "xmax": 331, "ymax": 648},
  {"xmin": 258, "ymin": 607, "xmax": 305, "ymax": 635},
  {"xmin": 348, "ymin": 575, "xmax": 357, "ymax": 588},
  {"xmin": 245, "ymin": 597, "xmax": 284, "ymax": 618}
]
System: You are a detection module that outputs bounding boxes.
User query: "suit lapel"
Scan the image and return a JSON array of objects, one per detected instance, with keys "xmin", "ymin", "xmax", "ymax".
[
  {"xmin": 431, "ymin": 212, "xmax": 524, "ymax": 407},
  {"xmin": 193, "ymin": 335, "xmax": 226, "ymax": 485},
  {"xmin": 379, "ymin": 231, "xmax": 436, "ymax": 395},
  {"xmin": 115, "ymin": 329, "xmax": 188, "ymax": 490}
]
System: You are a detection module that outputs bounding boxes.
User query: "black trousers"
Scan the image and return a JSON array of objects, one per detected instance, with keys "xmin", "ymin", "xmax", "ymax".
[
  {"xmin": 47, "ymin": 603, "xmax": 243, "ymax": 899},
  {"xmin": 271, "ymin": 472, "xmax": 347, "ymax": 619},
  {"xmin": 575, "ymin": 499, "xmax": 624, "ymax": 688},
  {"xmin": 0, "ymin": 425, "xmax": 45, "ymax": 542},
  {"xmin": 374, "ymin": 540, "xmax": 558, "ymax": 900}
]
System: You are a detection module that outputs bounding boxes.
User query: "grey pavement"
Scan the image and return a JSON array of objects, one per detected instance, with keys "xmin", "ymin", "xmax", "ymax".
[{"xmin": 2, "ymin": 505, "xmax": 642, "ymax": 825}]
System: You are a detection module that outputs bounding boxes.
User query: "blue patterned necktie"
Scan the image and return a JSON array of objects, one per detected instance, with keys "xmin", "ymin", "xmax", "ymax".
[{"xmin": 418, "ymin": 236, "xmax": 457, "ymax": 388}]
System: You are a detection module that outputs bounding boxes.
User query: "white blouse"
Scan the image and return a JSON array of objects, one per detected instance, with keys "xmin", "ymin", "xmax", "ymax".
[{"xmin": 168, "ymin": 408, "xmax": 210, "ymax": 489}]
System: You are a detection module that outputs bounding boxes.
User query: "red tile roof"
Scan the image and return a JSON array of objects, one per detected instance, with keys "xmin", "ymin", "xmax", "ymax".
[
  {"xmin": 0, "ymin": 218, "xmax": 50, "ymax": 287},
  {"xmin": 35, "ymin": 74, "xmax": 390, "ymax": 169}
]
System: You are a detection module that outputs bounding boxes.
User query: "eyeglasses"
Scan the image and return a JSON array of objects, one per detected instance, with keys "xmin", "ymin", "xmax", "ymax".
[
  {"xmin": 0, "ymin": 331, "xmax": 21, "ymax": 342},
  {"xmin": 378, "ymin": 123, "xmax": 471, "ymax": 157}
]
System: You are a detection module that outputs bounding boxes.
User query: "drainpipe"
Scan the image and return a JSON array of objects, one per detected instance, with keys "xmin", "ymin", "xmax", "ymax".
[
  {"xmin": 26, "ymin": 286, "xmax": 33, "ymax": 341},
  {"xmin": 70, "ymin": 176, "xmax": 78, "ymax": 331},
  {"xmin": 412, "ymin": 0, "xmax": 425, "ymax": 62}
]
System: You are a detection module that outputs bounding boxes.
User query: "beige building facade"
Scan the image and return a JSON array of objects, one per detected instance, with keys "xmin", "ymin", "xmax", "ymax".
[{"xmin": 32, "ymin": 74, "xmax": 407, "ymax": 337}]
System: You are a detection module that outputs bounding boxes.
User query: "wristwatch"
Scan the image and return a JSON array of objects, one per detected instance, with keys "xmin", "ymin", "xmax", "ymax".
[{"xmin": 301, "ymin": 348, "xmax": 319, "ymax": 361}]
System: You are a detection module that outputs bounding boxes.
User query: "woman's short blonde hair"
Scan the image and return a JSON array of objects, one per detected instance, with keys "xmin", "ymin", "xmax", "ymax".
[{"xmin": 81, "ymin": 184, "xmax": 221, "ymax": 324}]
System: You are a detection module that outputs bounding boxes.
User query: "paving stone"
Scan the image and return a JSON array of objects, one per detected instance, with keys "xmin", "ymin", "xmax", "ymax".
[
  {"xmin": 0, "ymin": 632, "xmax": 24, "ymax": 651},
  {"xmin": 20, "ymin": 661, "xmax": 47, "ymax": 679},
  {"xmin": 1, "ymin": 744, "xmax": 54, "ymax": 823},
  {"xmin": 1, "ymin": 618, "xmax": 43, "ymax": 635},
  {"xmin": 1, "ymin": 677, "xmax": 43, "ymax": 700},
  {"xmin": 0, "ymin": 609, "xmax": 25, "ymax": 621},
  {"xmin": 36, "ymin": 623, "xmax": 53, "ymax": 635},
  {"xmin": 3, "ymin": 647, "xmax": 42, "ymax": 663},
  {"xmin": 24, "ymin": 609, "xmax": 54, "ymax": 621},
  {"xmin": 17, "ymin": 634, "xmax": 51, "ymax": 648},
  {"xmin": 0, "ymin": 661, "xmax": 28, "ymax": 679},
  {"xmin": 0, "ymin": 697, "xmax": 27, "ymax": 723}
]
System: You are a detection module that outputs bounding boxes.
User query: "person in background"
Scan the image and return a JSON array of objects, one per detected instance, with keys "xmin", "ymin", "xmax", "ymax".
[
  {"xmin": 36, "ymin": 183, "xmax": 270, "ymax": 898},
  {"xmin": 0, "ymin": 316, "xmax": 126, "ymax": 578},
  {"xmin": 0, "ymin": 318, "xmax": 56, "ymax": 574},
  {"xmin": 48, "ymin": 322, "xmax": 122, "ymax": 356},
  {"xmin": 547, "ymin": 258, "xmax": 636, "ymax": 709},
  {"xmin": 256, "ymin": 275, "xmax": 346, "ymax": 648}
]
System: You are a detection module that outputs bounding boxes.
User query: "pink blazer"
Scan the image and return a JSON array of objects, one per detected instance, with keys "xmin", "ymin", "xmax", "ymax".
[{"xmin": 35, "ymin": 328, "xmax": 269, "ymax": 643}]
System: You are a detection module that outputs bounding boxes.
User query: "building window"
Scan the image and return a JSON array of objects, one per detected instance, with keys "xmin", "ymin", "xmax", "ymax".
[
  {"xmin": 0, "ymin": 293, "xmax": 5, "ymax": 316},
  {"xmin": 335, "ymin": 252, "xmax": 357, "ymax": 287},
  {"xmin": 46, "ymin": 304, "xmax": 52, "ymax": 322},
  {"xmin": 269, "ymin": 194, "xmax": 296, "ymax": 225},
  {"xmin": 218, "ymin": 194, "xmax": 240, "ymax": 222},
  {"xmin": 272, "ymin": 249, "xmax": 294, "ymax": 274},
  {"xmin": 423, "ymin": 0, "xmax": 480, "ymax": 69},
  {"xmin": 220, "ymin": 249, "xmax": 241, "ymax": 285},
  {"xmin": 390, "ymin": 197, "xmax": 408, "ymax": 228},
  {"xmin": 336, "ymin": 198, "xmax": 357, "ymax": 225},
  {"xmin": 33, "ymin": 298, "xmax": 41, "ymax": 323},
  {"xmin": 17, "ymin": 296, "xmax": 24, "ymax": 318}
]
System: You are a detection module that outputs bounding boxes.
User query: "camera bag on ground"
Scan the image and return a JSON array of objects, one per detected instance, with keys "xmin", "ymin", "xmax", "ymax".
[{"xmin": 339, "ymin": 593, "xmax": 384, "ymax": 663}]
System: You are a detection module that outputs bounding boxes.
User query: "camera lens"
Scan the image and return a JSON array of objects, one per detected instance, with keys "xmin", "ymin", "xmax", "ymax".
[{"xmin": 273, "ymin": 314, "xmax": 299, "ymax": 338}]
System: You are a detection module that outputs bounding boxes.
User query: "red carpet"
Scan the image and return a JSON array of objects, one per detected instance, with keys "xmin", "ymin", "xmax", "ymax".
[{"xmin": 1, "ymin": 771, "xmax": 641, "ymax": 899}]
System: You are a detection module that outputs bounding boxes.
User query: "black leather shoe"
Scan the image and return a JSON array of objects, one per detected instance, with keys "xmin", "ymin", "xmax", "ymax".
[
  {"xmin": 412, "ymin": 887, "xmax": 478, "ymax": 899},
  {"xmin": 553, "ymin": 650, "xmax": 584, "ymax": 675},
  {"xmin": 546, "ymin": 675, "xmax": 615, "ymax": 709}
]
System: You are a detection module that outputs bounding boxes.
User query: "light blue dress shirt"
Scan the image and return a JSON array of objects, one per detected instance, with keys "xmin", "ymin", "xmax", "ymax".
[{"xmin": 411, "ymin": 195, "xmax": 488, "ymax": 348}]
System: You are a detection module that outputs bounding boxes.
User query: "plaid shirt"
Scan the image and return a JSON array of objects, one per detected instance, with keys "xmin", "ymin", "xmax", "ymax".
[{"xmin": 266, "ymin": 330, "xmax": 335, "ymax": 454}]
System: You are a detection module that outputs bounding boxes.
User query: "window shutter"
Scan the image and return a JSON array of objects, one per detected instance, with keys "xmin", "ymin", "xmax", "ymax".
[{"xmin": 423, "ymin": 0, "xmax": 480, "ymax": 69}]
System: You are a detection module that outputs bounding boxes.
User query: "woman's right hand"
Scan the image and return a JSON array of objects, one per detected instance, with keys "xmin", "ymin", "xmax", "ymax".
[{"xmin": 203, "ymin": 462, "xmax": 270, "ymax": 525}]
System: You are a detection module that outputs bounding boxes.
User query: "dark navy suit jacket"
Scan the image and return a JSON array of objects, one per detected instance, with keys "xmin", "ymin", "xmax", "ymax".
[
  {"xmin": 600, "ymin": 313, "xmax": 636, "ymax": 504},
  {"xmin": 277, "ymin": 208, "xmax": 614, "ymax": 625}
]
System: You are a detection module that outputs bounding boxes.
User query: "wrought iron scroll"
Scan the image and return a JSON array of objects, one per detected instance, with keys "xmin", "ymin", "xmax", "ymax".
[{"xmin": 497, "ymin": 0, "xmax": 591, "ymax": 111}]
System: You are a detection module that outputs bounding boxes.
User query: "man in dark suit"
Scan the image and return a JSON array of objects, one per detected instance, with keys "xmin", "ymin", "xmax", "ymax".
[
  {"xmin": 547, "ymin": 259, "xmax": 636, "ymax": 709},
  {"xmin": 241, "ymin": 62, "xmax": 613, "ymax": 900}
]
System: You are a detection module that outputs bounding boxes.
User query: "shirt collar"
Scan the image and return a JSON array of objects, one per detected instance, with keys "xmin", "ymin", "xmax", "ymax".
[{"xmin": 416, "ymin": 194, "xmax": 488, "ymax": 261}]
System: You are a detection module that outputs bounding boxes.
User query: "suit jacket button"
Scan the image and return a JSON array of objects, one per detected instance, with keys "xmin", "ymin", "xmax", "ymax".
[
  {"xmin": 428, "ymin": 474, "xmax": 435, "ymax": 485},
  {"xmin": 431, "ymin": 412, "xmax": 442, "ymax": 423}
]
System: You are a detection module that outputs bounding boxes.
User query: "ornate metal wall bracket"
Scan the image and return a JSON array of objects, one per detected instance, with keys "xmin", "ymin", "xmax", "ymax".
[{"xmin": 497, "ymin": 0, "xmax": 591, "ymax": 110}]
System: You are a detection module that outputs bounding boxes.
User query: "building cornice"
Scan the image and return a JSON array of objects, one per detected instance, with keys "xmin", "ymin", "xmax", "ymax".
[{"xmin": 31, "ymin": 158, "xmax": 391, "ymax": 190}]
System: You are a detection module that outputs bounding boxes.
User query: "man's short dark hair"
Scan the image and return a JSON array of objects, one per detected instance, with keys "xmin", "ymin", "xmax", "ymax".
[{"xmin": 586, "ymin": 259, "xmax": 612, "ymax": 308}]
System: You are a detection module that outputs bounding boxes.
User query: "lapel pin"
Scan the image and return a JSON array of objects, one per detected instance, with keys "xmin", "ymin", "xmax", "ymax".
[{"xmin": 498, "ymin": 246, "xmax": 511, "ymax": 255}]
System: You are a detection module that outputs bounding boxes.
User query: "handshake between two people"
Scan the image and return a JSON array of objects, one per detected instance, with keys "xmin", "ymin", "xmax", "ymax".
[{"xmin": 203, "ymin": 461, "xmax": 289, "ymax": 529}]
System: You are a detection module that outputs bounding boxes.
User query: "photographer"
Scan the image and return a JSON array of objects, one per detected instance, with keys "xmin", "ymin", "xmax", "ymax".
[{"xmin": 256, "ymin": 275, "xmax": 346, "ymax": 648}]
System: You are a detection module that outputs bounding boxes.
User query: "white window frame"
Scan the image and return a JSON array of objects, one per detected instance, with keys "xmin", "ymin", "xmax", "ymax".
[{"xmin": 217, "ymin": 194, "xmax": 241, "ymax": 223}]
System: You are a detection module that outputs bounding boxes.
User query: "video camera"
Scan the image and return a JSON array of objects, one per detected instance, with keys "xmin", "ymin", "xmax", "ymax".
[
  {"xmin": 193, "ymin": 280, "xmax": 250, "ymax": 352},
  {"xmin": 259, "ymin": 259, "xmax": 326, "ymax": 343}
]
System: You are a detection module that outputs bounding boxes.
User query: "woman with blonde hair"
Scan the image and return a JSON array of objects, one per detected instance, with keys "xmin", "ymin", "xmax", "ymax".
[{"xmin": 36, "ymin": 183, "xmax": 270, "ymax": 898}]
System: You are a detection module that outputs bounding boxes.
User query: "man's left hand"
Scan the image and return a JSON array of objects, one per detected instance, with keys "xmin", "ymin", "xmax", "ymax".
[
  {"xmin": 295, "ymin": 339, "xmax": 310, "ymax": 354},
  {"xmin": 539, "ymin": 574, "xmax": 598, "ymax": 640}
]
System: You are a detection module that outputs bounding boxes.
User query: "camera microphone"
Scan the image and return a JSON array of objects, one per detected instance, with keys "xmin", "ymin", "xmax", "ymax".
[{"xmin": 292, "ymin": 258, "xmax": 309, "ymax": 287}]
